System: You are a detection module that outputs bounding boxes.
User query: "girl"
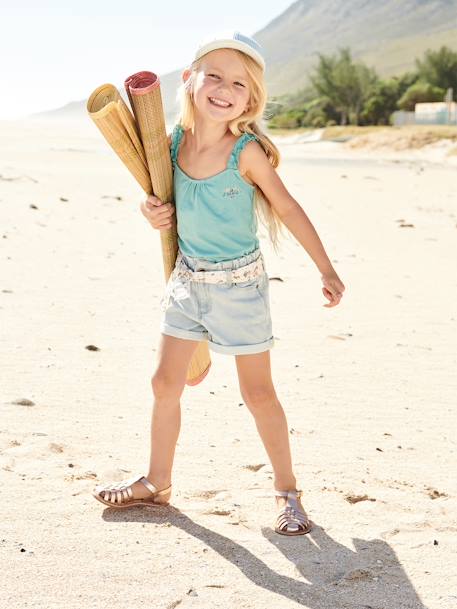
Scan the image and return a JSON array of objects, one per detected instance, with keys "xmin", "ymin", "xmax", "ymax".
[{"xmin": 93, "ymin": 31, "xmax": 345, "ymax": 536}]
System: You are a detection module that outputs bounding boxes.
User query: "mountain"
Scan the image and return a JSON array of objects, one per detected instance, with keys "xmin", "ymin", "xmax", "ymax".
[
  {"xmin": 255, "ymin": 0, "xmax": 457, "ymax": 96},
  {"xmin": 34, "ymin": 0, "xmax": 457, "ymax": 122}
]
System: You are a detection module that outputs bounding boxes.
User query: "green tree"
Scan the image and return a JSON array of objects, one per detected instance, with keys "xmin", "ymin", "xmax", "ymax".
[
  {"xmin": 300, "ymin": 97, "xmax": 339, "ymax": 127},
  {"xmin": 395, "ymin": 71, "xmax": 421, "ymax": 96},
  {"xmin": 310, "ymin": 48, "xmax": 378, "ymax": 125},
  {"xmin": 416, "ymin": 46, "xmax": 457, "ymax": 92},
  {"xmin": 397, "ymin": 81, "xmax": 445, "ymax": 111},
  {"xmin": 361, "ymin": 73, "xmax": 418, "ymax": 124},
  {"xmin": 361, "ymin": 79, "xmax": 399, "ymax": 124},
  {"xmin": 268, "ymin": 108, "xmax": 306, "ymax": 129}
]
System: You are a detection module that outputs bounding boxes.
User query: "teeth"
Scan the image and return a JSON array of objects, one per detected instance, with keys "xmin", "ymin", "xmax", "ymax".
[{"xmin": 209, "ymin": 97, "xmax": 231, "ymax": 107}]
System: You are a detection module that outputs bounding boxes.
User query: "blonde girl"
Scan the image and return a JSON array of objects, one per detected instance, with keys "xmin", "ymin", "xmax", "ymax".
[{"xmin": 93, "ymin": 31, "xmax": 345, "ymax": 535}]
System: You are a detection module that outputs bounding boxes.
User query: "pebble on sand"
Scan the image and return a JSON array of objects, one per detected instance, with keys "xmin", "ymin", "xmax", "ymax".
[{"xmin": 12, "ymin": 398, "xmax": 35, "ymax": 406}]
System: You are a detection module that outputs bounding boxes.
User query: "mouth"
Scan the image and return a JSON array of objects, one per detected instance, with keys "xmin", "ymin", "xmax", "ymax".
[{"xmin": 208, "ymin": 96, "xmax": 232, "ymax": 108}]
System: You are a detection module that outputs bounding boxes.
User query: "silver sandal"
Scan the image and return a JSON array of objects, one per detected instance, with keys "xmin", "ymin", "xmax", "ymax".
[
  {"xmin": 274, "ymin": 489, "xmax": 312, "ymax": 536},
  {"xmin": 92, "ymin": 474, "xmax": 172, "ymax": 508}
]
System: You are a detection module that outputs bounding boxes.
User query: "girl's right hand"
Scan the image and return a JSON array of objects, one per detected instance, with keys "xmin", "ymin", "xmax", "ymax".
[{"xmin": 139, "ymin": 194, "xmax": 175, "ymax": 230}]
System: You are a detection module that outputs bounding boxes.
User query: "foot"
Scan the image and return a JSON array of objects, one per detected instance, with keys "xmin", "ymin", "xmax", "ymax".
[
  {"xmin": 93, "ymin": 474, "xmax": 172, "ymax": 508},
  {"xmin": 274, "ymin": 489, "xmax": 311, "ymax": 535}
]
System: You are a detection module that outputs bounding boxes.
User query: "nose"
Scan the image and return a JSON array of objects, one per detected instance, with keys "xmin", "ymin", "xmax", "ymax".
[
  {"xmin": 216, "ymin": 81, "xmax": 235, "ymax": 98},
  {"xmin": 217, "ymin": 80, "xmax": 230, "ymax": 92}
]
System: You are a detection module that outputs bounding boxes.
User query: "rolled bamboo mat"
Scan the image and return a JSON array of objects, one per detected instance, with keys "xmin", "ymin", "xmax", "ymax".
[
  {"xmin": 124, "ymin": 72, "xmax": 177, "ymax": 274},
  {"xmin": 125, "ymin": 72, "xmax": 211, "ymax": 386},
  {"xmin": 86, "ymin": 84, "xmax": 151, "ymax": 193},
  {"xmin": 87, "ymin": 76, "xmax": 211, "ymax": 385}
]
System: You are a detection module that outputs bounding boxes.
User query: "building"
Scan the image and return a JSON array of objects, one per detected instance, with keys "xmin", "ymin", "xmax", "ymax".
[{"xmin": 414, "ymin": 101, "xmax": 457, "ymax": 125}]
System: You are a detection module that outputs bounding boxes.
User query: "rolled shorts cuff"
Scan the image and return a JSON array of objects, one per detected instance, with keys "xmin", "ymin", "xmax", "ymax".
[
  {"xmin": 160, "ymin": 323, "xmax": 208, "ymax": 342},
  {"xmin": 160, "ymin": 323, "xmax": 275, "ymax": 356},
  {"xmin": 208, "ymin": 336, "xmax": 275, "ymax": 355}
]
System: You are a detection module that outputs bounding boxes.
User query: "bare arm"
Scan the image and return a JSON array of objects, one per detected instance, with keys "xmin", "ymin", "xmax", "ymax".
[{"xmin": 243, "ymin": 141, "xmax": 345, "ymax": 307}]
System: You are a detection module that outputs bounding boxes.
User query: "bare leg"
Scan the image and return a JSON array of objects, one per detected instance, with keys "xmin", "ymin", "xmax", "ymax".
[
  {"xmin": 235, "ymin": 351, "xmax": 305, "ymax": 513},
  {"xmin": 129, "ymin": 334, "xmax": 201, "ymax": 500}
]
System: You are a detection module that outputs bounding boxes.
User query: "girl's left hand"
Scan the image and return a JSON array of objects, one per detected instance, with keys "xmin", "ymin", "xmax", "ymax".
[{"xmin": 321, "ymin": 271, "xmax": 345, "ymax": 308}]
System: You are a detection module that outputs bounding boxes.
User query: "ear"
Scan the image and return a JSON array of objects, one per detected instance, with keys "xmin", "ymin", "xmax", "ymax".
[{"xmin": 182, "ymin": 68, "xmax": 192, "ymax": 84}]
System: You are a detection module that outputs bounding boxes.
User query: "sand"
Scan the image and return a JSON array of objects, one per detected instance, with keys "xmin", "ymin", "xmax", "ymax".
[{"xmin": 1, "ymin": 118, "xmax": 456, "ymax": 609}]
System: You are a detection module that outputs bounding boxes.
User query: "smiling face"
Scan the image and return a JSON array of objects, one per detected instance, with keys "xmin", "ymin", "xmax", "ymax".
[{"xmin": 184, "ymin": 48, "xmax": 251, "ymax": 123}]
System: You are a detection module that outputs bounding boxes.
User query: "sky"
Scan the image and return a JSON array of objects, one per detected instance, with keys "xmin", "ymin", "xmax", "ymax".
[{"xmin": 0, "ymin": 0, "xmax": 294, "ymax": 120}]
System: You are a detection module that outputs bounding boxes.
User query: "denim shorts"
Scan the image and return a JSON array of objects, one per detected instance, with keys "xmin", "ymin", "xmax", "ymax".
[{"xmin": 159, "ymin": 248, "xmax": 274, "ymax": 355}]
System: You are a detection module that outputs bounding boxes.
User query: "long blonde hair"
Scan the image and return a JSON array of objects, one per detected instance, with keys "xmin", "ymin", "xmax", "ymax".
[{"xmin": 174, "ymin": 49, "xmax": 285, "ymax": 252}]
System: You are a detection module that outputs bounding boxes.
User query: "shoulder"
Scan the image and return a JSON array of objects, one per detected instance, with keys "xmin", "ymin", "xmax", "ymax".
[
  {"xmin": 238, "ymin": 138, "xmax": 296, "ymax": 218},
  {"xmin": 241, "ymin": 137, "xmax": 265, "ymax": 159},
  {"xmin": 239, "ymin": 137, "xmax": 270, "ymax": 179}
]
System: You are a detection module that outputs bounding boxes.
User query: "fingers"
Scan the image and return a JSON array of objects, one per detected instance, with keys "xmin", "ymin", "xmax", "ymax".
[
  {"xmin": 322, "ymin": 286, "xmax": 343, "ymax": 308},
  {"xmin": 145, "ymin": 194, "xmax": 165, "ymax": 206},
  {"xmin": 151, "ymin": 204, "xmax": 174, "ymax": 218},
  {"xmin": 144, "ymin": 195, "xmax": 174, "ymax": 213},
  {"xmin": 140, "ymin": 196, "xmax": 175, "ymax": 230}
]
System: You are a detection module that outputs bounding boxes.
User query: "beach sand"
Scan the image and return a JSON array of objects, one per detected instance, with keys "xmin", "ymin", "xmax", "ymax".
[{"xmin": 1, "ymin": 118, "xmax": 456, "ymax": 608}]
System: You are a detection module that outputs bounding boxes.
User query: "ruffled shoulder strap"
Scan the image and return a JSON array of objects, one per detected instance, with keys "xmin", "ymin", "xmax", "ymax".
[
  {"xmin": 227, "ymin": 132, "xmax": 259, "ymax": 170},
  {"xmin": 170, "ymin": 124, "xmax": 184, "ymax": 166}
]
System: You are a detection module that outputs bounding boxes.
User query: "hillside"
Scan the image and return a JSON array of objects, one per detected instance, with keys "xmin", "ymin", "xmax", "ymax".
[
  {"xmin": 256, "ymin": 0, "xmax": 457, "ymax": 95},
  {"xmin": 33, "ymin": 0, "xmax": 457, "ymax": 122}
]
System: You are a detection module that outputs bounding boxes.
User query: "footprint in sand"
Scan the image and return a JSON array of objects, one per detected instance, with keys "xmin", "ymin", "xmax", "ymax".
[
  {"xmin": 203, "ymin": 508, "xmax": 232, "ymax": 516},
  {"xmin": 191, "ymin": 489, "xmax": 225, "ymax": 500},
  {"xmin": 48, "ymin": 443, "xmax": 64, "ymax": 453},
  {"xmin": 426, "ymin": 487, "xmax": 447, "ymax": 499},
  {"xmin": 243, "ymin": 464, "xmax": 266, "ymax": 472},
  {"xmin": 345, "ymin": 494, "xmax": 376, "ymax": 504},
  {"xmin": 65, "ymin": 471, "xmax": 98, "ymax": 482},
  {"xmin": 333, "ymin": 568, "xmax": 373, "ymax": 585}
]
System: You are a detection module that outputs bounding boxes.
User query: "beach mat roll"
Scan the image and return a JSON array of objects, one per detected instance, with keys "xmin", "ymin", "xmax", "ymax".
[
  {"xmin": 86, "ymin": 84, "xmax": 151, "ymax": 193},
  {"xmin": 125, "ymin": 71, "xmax": 211, "ymax": 386},
  {"xmin": 87, "ymin": 76, "xmax": 211, "ymax": 385},
  {"xmin": 124, "ymin": 72, "xmax": 176, "ymax": 273}
]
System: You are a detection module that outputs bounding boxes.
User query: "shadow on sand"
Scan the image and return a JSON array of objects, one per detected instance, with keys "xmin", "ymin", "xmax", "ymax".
[{"xmin": 102, "ymin": 505, "xmax": 428, "ymax": 608}]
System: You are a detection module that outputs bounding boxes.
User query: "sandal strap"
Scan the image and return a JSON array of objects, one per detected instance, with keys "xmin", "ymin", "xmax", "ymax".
[
  {"xmin": 274, "ymin": 489, "xmax": 309, "ymax": 532},
  {"xmin": 139, "ymin": 476, "xmax": 172, "ymax": 496},
  {"xmin": 274, "ymin": 489, "xmax": 302, "ymax": 498},
  {"xmin": 277, "ymin": 507, "xmax": 309, "ymax": 523}
]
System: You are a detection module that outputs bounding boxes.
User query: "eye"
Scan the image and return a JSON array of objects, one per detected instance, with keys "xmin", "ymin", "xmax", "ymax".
[
  {"xmin": 235, "ymin": 82, "xmax": 245, "ymax": 87},
  {"xmin": 208, "ymin": 73, "xmax": 220, "ymax": 78}
]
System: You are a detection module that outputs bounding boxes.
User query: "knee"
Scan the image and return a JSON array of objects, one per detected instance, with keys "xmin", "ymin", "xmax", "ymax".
[
  {"xmin": 151, "ymin": 371, "xmax": 183, "ymax": 401},
  {"xmin": 240, "ymin": 385, "xmax": 277, "ymax": 413}
]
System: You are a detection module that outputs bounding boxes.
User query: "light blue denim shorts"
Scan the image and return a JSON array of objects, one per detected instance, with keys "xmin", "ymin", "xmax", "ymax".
[{"xmin": 159, "ymin": 248, "xmax": 274, "ymax": 355}]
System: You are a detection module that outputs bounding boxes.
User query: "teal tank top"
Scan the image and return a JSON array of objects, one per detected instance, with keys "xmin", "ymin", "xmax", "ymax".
[{"xmin": 170, "ymin": 123, "xmax": 260, "ymax": 262}]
